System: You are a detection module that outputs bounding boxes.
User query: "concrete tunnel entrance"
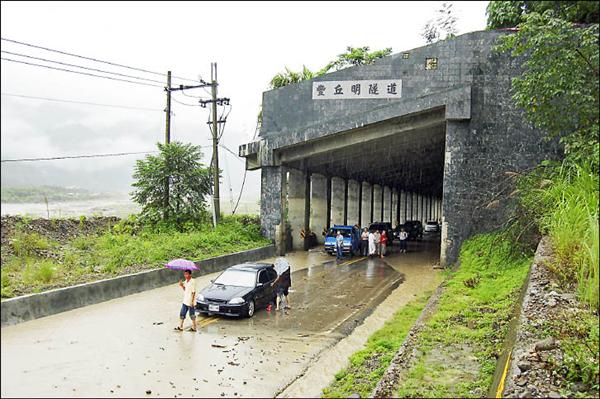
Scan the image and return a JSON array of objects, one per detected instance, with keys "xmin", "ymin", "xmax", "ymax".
[
  {"xmin": 281, "ymin": 107, "xmax": 446, "ymax": 260},
  {"xmin": 240, "ymin": 30, "xmax": 561, "ymax": 266}
]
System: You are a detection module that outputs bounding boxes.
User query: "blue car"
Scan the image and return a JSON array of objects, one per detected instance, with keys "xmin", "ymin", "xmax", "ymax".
[{"xmin": 324, "ymin": 225, "xmax": 360, "ymax": 257}]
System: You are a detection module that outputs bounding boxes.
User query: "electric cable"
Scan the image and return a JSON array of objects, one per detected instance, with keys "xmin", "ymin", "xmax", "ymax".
[
  {"xmin": 171, "ymin": 96, "xmax": 202, "ymax": 107},
  {"xmin": 1, "ymin": 151, "xmax": 158, "ymax": 163},
  {"xmin": 1, "ymin": 50, "xmax": 166, "ymax": 84},
  {"xmin": 1, "ymin": 57, "xmax": 163, "ymax": 88},
  {"xmin": 1, "ymin": 37, "xmax": 198, "ymax": 84},
  {"xmin": 1, "ymin": 92, "xmax": 164, "ymax": 112},
  {"xmin": 231, "ymin": 119, "xmax": 260, "ymax": 214}
]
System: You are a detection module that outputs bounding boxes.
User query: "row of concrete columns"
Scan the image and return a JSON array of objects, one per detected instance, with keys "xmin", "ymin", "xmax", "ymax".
[{"xmin": 286, "ymin": 169, "xmax": 443, "ymax": 250}]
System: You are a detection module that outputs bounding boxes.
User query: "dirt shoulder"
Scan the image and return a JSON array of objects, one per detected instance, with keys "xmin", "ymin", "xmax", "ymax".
[{"xmin": 503, "ymin": 237, "xmax": 599, "ymax": 398}]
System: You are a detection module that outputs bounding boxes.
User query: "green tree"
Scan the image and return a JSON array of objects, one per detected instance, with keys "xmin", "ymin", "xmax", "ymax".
[
  {"xmin": 319, "ymin": 46, "xmax": 393, "ymax": 73},
  {"xmin": 268, "ymin": 46, "xmax": 392, "ymax": 89},
  {"xmin": 493, "ymin": 8, "xmax": 599, "ymax": 168},
  {"xmin": 487, "ymin": 1, "xmax": 599, "ymax": 29},
  {"xmin": 131, "ymin": 142, "xmax": 211, "ymax": 230}
]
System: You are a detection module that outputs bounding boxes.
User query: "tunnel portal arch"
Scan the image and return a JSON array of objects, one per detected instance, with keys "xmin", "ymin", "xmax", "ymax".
[{"xmin": 240, "ymin": 30, "xmax": 561, "ymax": 266}]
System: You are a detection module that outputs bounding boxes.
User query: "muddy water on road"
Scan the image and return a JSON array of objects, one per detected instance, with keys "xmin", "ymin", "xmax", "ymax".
[
  {"xmin": 1, "ymin": 250, "xmax": 404, "ymax": 398},
  {"xmin": 279, "ymin": 236, "xmax": 443, "ymax": 398}
]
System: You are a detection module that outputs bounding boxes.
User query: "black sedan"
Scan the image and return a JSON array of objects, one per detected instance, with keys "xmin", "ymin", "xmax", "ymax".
[{"xmin": 195, "ymin": 263, "xmax": 278, "ymax": 318}]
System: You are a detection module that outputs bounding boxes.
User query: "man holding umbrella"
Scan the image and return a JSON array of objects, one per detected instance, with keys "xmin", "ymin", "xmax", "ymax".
[
  {"xmin": 166, "ymin": 259, "xmax": 199, "ymax": 332},
  {"xmin": 272, "ymin": 257, "xmax": 292, "ymax": 311}
]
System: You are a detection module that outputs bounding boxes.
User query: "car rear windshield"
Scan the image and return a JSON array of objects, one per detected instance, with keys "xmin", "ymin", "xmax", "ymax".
[
  {"xmin": 427, "ymin": 222, "xmax": 438, "ymax": 225},
  {"xmin": 214, "ymin": 269, "xmax": 256, "ymax": 287}
]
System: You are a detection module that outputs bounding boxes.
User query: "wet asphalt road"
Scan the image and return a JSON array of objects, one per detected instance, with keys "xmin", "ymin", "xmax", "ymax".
[{"xmin": 1, "ymin": 237, "xmax": 439, "ymax": 398}]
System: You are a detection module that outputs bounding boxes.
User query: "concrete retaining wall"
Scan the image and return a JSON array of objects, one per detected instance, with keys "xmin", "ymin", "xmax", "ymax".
[{"xmin": 1, "ymin": 245, "xmax": 275, "ymax": 327}]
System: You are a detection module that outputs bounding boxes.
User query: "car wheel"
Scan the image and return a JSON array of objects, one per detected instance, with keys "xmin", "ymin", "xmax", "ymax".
[{"xmin": 246, "ymin": 299, "xmax": 255, "ymax": 318}]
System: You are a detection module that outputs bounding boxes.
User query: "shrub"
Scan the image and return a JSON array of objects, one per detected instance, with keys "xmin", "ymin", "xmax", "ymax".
[
  {"xmin": 518, "ymin": 162, "xmax": 599, "ymax": 310},
  {"xmin": 71, "ymin": 236, "xmax": 93, "ymax": 251},
  {"xmin": 24, "ymin": 260, "xmax": 58, "ymax": 284},
  {"xmin": 1, "ymin": 269, "xmax": 14, "ymax": 298},
  {"xmin": 11, "ymin": 231, "xmax": 51, "ymax": 257}
]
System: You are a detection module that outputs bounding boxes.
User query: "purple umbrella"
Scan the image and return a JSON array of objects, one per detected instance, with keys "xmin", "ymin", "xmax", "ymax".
[{"xmin": 164, "ymin": 258, "xmax": 199, "ymax": 271}]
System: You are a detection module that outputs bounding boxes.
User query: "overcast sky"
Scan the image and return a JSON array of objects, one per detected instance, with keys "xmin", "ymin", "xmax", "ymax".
[{"xmin": 0, "ymin": 1, "xmax": 489, "ymax": 203}]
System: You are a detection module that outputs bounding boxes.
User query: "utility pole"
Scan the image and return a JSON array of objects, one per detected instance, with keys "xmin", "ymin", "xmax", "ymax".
[
  {"xmin": 169, "ymin": 65, "xmax": 230, "ymax": 227},
  {"xmin": 164, "ymin": 70, "xmax": 172, "ymax": 220},
  {"xmin": 165, "ymin": 71, "xmax": 172, "ymax": 144},
  {"xmin": 210, "ymin": 62, "xmax": 221, "ymax": 224}
]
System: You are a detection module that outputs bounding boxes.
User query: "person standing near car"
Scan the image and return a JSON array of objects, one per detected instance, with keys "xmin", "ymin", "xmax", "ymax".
[
  {"xmin": 335, "ymin": 230, "xmax": 344, "ymax": 260},
  {"xmin": 273, "ymin": 257, "xmax": 292, "ymax": 310},
  {"xmin": 360, "ymin": 228, "xmax": 369, "ymax": 256},
  {"xmin": 399, "ymin": 227, "xmax": 408, "ymax": 253},
  {"xmin": 174, "ymin": 269, "xmax": 197, "ymax": 332},
  {"xmin": 368, "ymin": 229, "xmax": 376, "ymax": 257},
  {"xmin": 380, "ymin": 230, "xmax": 388, "ymax": 258},
  {"xmin": 373, "ymin": 230, "xmax": 381, "ymax": 256}
]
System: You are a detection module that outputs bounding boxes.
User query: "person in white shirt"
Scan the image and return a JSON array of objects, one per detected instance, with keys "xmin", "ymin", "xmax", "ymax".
[
  {"xmin": 399, "ymin": 228, "xmax": 409, "ymax": 253},
  {"xmin": 368, "ymin": 230, "xmax": 377, "ymax": 257},
  {"xmin": 174, "ymin": 269, "xmax": 197, "ymax": 332}
]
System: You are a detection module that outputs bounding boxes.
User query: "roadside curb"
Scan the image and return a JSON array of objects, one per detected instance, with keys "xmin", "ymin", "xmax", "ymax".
[{"xmin": 1, "ymin": 245, "xmax": 275, "ymax": 327}]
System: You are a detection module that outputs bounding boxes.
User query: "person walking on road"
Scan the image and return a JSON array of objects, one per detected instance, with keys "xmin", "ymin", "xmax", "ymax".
[
  {"xmin": 368, "ymin": 230, "xmax": 376, "ymax": 257},
  {"xmin": 335, "ymin": 230, "xmax": 345, "ymax": 260},
  {"xmin": 399, "ymin": 228, "xmax": 408, "ymax": 253},
  {"xmin": 174, "ymin": 269, "xmax": 197, "ymax": 332},
  {"xmin": 272, "ymin": 257, "xmax": 292, "ymax": 310},
  {"xmin": 373, "ymin": 230, "xmax": 381, "ymax": 256},
  {"xmin": 380, "ymin": 230, "xmax": 388, "ymax": 258},
  {"xmin": 360, "ymin": 228, "xmax": 369, "ymax": 256}
]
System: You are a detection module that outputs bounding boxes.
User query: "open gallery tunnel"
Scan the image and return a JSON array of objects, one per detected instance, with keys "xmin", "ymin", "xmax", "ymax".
[{"xmin": 280, "ymin": 107, "xmax": 445, "ymax": 259}]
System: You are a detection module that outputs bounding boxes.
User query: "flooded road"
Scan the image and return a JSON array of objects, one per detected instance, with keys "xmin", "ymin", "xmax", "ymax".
[{"xmin": 1, "ymin": 236, "xmax": 440, "ymax": 398}]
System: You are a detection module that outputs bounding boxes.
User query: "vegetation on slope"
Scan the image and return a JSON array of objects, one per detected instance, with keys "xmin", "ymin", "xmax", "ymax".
[{"xmin": 1, "ymin": 215, "xmax": 269, "ymax": 298}]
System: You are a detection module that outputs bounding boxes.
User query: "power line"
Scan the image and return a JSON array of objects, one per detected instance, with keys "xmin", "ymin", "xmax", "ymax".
[
  {"xmin": 1, "ymin": 146, "xmax": 213, "ymax": 163},
  {"xmin": 171, "ymin": 96, "xmax": 202, "ymax": 107},
  {"xmin": 1, "ymin": 92, "xmax": 164, "ymax": 112},
  {"xmin": 0, "ymin": 37, "xmax": 198, "ymax": 84},
  {"xmin": 232, "ymin": 119, "xmax": 260, "ymax": 214},
  {"xmin": 180, "ymin": 89, "xmax": 209, "ymax": 100},
  {"xmin": 1, "ymin": 151, "xmax": 158, "ymax": 163},
  {"xmin": 1, "ymin": 50, "xmax": 166, "ymax": 84},
  {"xmin": 218, "ymin": 143, "xmax": 244, "ymax": 163},
  {"xmin": 1, "ymin": 57, "xmax": 163, "ymax": 88}
]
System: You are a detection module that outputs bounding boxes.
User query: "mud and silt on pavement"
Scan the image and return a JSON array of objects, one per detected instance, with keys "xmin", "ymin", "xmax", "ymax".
[{"xmin": 1, "ymin": 237, "xmax": 439, "ymax": 398}]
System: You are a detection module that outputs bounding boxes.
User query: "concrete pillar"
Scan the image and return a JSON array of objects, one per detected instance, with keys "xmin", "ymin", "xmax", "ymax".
[
  {"xmin": 326, "ymin": 176, "xmax": 332, "ymax": 230},
  {"xmin": 330, "ymin": 177, "xmax": 345, "ymax": 226},
  {"xmin": 405, "ymin": 191, "xmax": 410, "ymax": 221},
  {"xmin": 383, "ymin": 186, "xmax": 392, "ymax": 223},
  {"xmin": 393, "ymin": 188, "xmax": 400, "ymax": 227},
  {"xmin": 287, "ymin": 169, "xmax": 306, "ymax": 250},
  {"xmin": 343, "ymin": 179, "xmax": 349, "ymax": 225},
  {"xmin": 400, "ymin": 190, "xmax": 406, "ymax": 223},
  {"xmin": 310, "ymin": 173, "xmax": 327, "ymax": 244},
  {"xmin": 370, "ymin": 184, "xmax": 375, "ymax": 223},
  {"xmin": 303, "ymin": 173, "xmax": 311, "ymax": 250},
  {"xmin": 260, "ymin": 166, "xmax": 285, "ymax": 241},
  {"xmin": 348, "ymin": 180, "xmax": 360, "ymax": 227},
  {"xmin": 361, "ymin": 182, "xmax": 371, "ymax": 228},
  {"xmin": 411, "ymin": 192, "xmax": 418, "ymax": 221},
  {"xmin": 373, "ymin": 185, "xmax": 382, "ymax": 222}
]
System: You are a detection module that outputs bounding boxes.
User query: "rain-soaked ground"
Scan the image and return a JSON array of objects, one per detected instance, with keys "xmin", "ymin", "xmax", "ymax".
[{"xmin": 1, "ymin": 234, "xmax": 441, "ymax": 398}]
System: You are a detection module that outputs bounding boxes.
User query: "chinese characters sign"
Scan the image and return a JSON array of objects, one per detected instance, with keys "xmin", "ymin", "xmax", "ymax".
[{"xmin": 312, "ymin": 80, "xmax": 402, "ymax": 100}]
